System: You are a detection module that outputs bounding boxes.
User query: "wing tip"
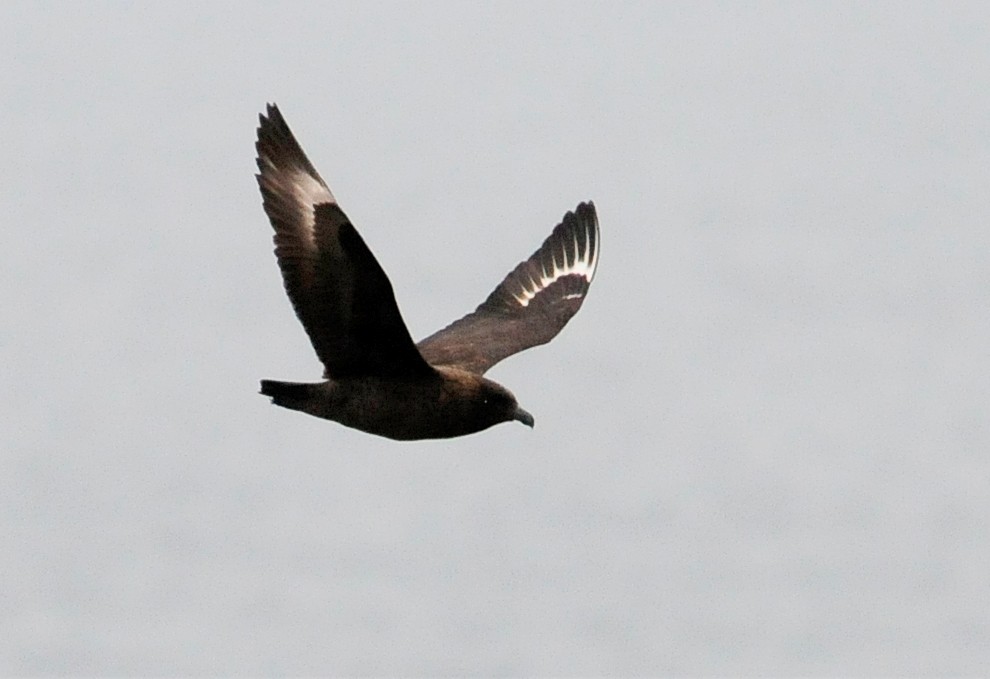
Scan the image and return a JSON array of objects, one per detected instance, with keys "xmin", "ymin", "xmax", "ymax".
[
  {"xmin": 559, "ymin": 199, "xmax": 601, "ymax": 283},
  {"xmin": 254, "ymin": 103, "xmax": 335, "ymax": 204},
  {"xmin": 259, "ymin": 101, "xmax": 282, "ymax": 124},
  {"xmin": 489, "ymin": 199, "xmax": 601, "ymax": 309}
]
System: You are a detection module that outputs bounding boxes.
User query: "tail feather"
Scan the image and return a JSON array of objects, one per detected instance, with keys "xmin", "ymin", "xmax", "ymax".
[{"xmin": 260, "ymin": 379, "xmax": 320, "ymax": 410}]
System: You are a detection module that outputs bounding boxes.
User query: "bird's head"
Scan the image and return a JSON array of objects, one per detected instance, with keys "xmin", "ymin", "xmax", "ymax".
[{"xmin": 477, "ymin": 378, "xmax": 534, "ymax": 430}]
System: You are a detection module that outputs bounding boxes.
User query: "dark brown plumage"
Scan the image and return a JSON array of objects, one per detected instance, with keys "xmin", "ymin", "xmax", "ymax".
[{"xmin": 255, "ymin": 103, "xmax": 600, "ymax": 440}]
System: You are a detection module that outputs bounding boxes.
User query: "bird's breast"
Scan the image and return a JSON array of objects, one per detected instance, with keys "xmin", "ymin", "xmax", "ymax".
[{"xmin": 326, "ymin": 373, "xmax": 495, "ymax": 440}]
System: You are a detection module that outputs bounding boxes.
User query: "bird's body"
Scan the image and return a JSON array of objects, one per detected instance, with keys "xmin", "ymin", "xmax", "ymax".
[
  {"xmin": 255, "ymin": 103, "xmax": 599, "ymax": 440},
  {"xmin": 261, "ymin": 367, "xmax": 527, "ymax": 441}
]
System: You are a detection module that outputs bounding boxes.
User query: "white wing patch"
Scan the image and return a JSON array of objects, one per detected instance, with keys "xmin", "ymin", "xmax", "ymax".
[
  {"xmin": 290, "ymin": 169, "xmax": 335, "ymax": 213},
  {"xmin": 288, "ymin": 170, "xmax": 335, "ymax": 248},
  {"xmin": 511, "ymin": 219, "xmax": 600, "ymax": 307},
  {"xmin": 258, "ymin": 145, "xmax": 337, "ymax": 248},
  {"xmin": 257, "ymin": 147, "xmax": 335, "ymax": 216}
]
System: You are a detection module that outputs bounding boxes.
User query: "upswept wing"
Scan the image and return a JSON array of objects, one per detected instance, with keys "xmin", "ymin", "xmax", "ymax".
[
  {"xmin": 417, "ymin": 202, "xmax": 599, "ymax": 375},
  {"xmin": 255, "ymin": 103, "xmax": 432, "ymax": 378}
]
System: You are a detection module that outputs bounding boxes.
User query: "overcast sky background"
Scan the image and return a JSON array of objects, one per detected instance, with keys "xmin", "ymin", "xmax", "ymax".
[{"xmin": 3, "ymin": 1, "xmax": 989, "ymax": 675}]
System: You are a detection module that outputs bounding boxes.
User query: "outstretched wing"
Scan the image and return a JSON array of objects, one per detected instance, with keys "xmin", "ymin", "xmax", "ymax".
[
  {"xmin": 417, "ymin": 202, "xmax": 600, "ymax": 375},
  {"xmin": 255, "ymin": 103, "xmax": 433, "ymax": 379}
]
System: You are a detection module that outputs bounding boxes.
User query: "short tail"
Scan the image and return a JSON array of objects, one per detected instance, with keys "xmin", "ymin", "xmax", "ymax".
[{"xmin": 260, "ymin": 379, "xmax": 321, "ymax": 410}]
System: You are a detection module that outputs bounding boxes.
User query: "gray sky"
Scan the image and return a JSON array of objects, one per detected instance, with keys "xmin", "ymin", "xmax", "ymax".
[{"xmin": 2, "ymin": 1, "xmax": 989, "ymax": 674}]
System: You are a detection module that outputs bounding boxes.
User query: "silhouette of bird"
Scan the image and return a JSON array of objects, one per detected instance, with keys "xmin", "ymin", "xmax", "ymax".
[{"xmin": 255, "ymin": 103, "xmax": 599, "ymax": 440}]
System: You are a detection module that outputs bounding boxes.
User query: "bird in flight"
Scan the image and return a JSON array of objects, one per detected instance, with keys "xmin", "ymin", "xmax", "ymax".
[{"xmin": 255, "ymin": 103, "xmax": 600, "ymax": 440}]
